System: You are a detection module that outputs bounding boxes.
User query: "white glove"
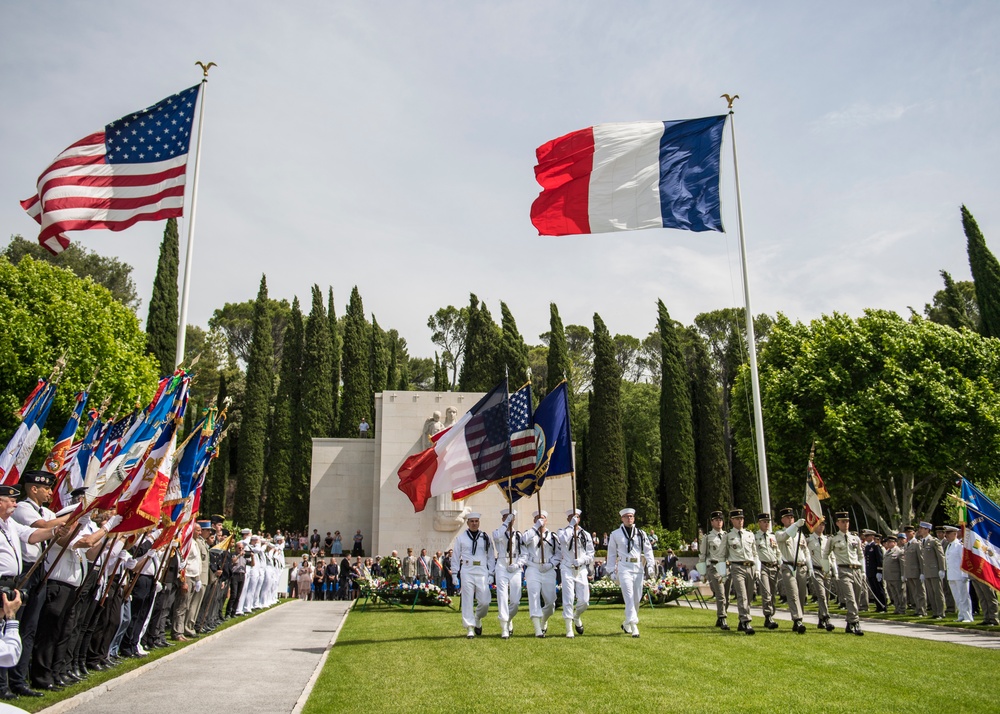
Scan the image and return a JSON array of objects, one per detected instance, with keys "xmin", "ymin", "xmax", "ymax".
[
  {"xmin": 876, "ymin": 573, "xmax": 883, "ymax": 583},
  {"xmin": 795, "ymin": 518, "xmax": 806, "ymax": 528},
  {"xmin": 646, "ymin": 567, "xmax": 654, "ymax": 579},
  {"xmin": 155, "ymin": 581, "xmax": 163, "ymax": 593},
  {"xmin": 105, "ymin": 514, "xmax": 123, "ymax": 531},
  {"xmin": 920, "ymin": 574, "xmax": 925, "ymax": 582},
  {"xmin": 938, "ymin": 570, "xmax": 945, "ymax": 580},
  {"xmin": 193, "ymin": 579, "xmax": 202, "ymax": 593},
  {"xmin": 569, "ymin": 516, "xmax": 579, "ymax": 527},
  {"xmin": 539, "ymin": 563, "xmax": 554, "ymax": 573},
  {"xmin": 503, "ymin": 514, "xmax": 514, "ymax": 526},
  {"xmin": 78, "ymin": 514, "xmax": 93, "ymax": 529},
  {"xmin": 506, "ymin": 564, "xmax": 519, "ymax": 573},
  {"xmin": 149, "ymin": 528, "xmax": 162, "ymax": 540},
  {"xmin": 572, "ymin": 559, "xmax": 582, "ymax": 568}
]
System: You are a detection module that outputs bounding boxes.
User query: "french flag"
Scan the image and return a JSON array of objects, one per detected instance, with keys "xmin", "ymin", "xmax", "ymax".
[{"xmin": 530, "ymin": 116, "xmax": 727, "ymax": 237}]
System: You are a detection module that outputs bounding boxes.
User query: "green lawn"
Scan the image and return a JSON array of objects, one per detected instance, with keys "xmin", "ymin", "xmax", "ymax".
[{"xmin": 306, "ymin": 600, "xmax": 999, "ymax": 714}]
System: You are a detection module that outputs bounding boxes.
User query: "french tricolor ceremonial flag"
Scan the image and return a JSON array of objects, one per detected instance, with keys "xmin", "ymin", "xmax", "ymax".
[
  {"xmin": 961, "ymin": 479, "xmax": 1000, "ymax": 592},
  {"xmin": 530, "ymin": 116, "xmax": 727, "ymax": 236}
]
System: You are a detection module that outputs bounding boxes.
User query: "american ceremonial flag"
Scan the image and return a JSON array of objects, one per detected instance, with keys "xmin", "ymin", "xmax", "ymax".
[
  {"xmin": 21, "ymin": 85, "xmax": 201, "ymax": 255},
  {"xmin": 508, "ymin": 385, "xmax": 535, "ymax": 479}
]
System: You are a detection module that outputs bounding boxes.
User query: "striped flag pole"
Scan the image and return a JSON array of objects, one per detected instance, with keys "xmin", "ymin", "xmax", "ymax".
[{"xmin": 174, "ymin": 62, "xmax": 215, "ymax": 367}]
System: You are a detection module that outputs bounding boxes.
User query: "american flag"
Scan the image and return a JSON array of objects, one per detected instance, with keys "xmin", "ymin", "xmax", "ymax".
[
  {"xmin": 466, "ymin": 390, "xmax": 511, "ymax": 483},
  {"xmin": 508, "ymin": 385, "xmax": 535, "ymax": 479},
  {"xmin": 21, "ymin": 84, "xmax": 201, "ymax": 254}
]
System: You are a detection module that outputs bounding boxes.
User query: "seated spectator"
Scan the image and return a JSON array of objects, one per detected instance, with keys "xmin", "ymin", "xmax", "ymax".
[{"xmin": 688, "ymin": 567, "xmax": 702, "ymax": 583}]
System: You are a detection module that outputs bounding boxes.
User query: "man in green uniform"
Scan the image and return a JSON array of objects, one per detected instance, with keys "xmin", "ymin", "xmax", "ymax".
[
  {"xmin": 725, "ymin": 509, "xmax": 757, "ymax": 635},
  {"xmin": 697, "ymin": 511, "xmax": 730, "ymax": 630},
  {"xmin": 823, "ymin": 511, "xmax": 865, "ymax": 635}
]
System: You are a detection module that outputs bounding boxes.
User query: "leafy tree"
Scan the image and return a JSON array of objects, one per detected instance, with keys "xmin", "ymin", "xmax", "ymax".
[
  {"xmin": 963, "ymin": 205, "xmax": 1000, "ymax": 339},
  {"xmin": 587, "ymin": 313, "xmax": 627, "ymax": 534},
  {"xmin": 528, "ymin": 345, "xmax": 548, "ymax": 397},
  {"xmin": 427, "ymin": 306, "xmax": 468, "ymax": 389},
  {"xmin": 370, "ymin": 315, "xmax": 388, "ymax": 420},
  {"xmin": 265, "ymin": 296, "xmax": 304, "ymax": 532},
  {"xmin": 684, "ymin": 327, "xmax": 733, "ymax": 525},
  {"xmin": 145, "ymin": 219, "xmax": 179, "ymax": 375},
  {"xmin": 458, "ymin": 294, "xmax": 502, "ymax": 391},
  {"xmin": 614, "ymin": 334, "xmax": 644, "ymax": 382},
  {"xmin": 302, "ymin": 285, "xmax": 335, "ymax": 439},
  {"xmin": 286, "ymin": 301, "xmax": 308, "ymax": 529},
  {"xmin": 328, "ymin": 288, "xmax": 342, "ymax": 430},
  {"xmin": 565, "ymin": 325, "xmax": 594, "ymax": 395},
  {"xmin": 637, "ymin": 331, "xmax": 662, "ymax": 385},
  {"xmin": 181, "ymin": 324, "xmax": 231, "ymax": 409},
  {"xmin": 499, "ymin": 302, "xmax": 530, "ymax": 386},
  {"xmin": 0, "ymin": 256, "xmax": 158, "ymax": 441},
  {"xmin": 233, "ymin": 276, "xmax": 274, "ymax": 528},
  {"xmin": 621, "ymin": 381, "xmax": 660, "ymax": 525},
  {"xmin": 733, "ymin": 310, "xmax": 1000, "ymax": 533},
  {"xmin": 4, "ymin": 234, "xmax": 140, "ymax": 311},
  {"xmin": 924, "ymin": 271, "xmax": 979, "ymax": 331},
  {"xmin": 658, "ymin": 301, "xmax": 697, "ymax": 538},
  {"xmin": 203, "ymin": 373, "xmax": 229, "ymax": 515},
  {"xmin": 209, "ymin": 298, "xmax": 291, "ymax": 368},
  {"xmin": 338, "ymin": 286, "xmax": 371, "ymax": 437},
  {"xmin": 545, "ymin": 304, "xmax": 571, "ymax": 395},
  {"xmin": 433, "ymin": 353, "xmax": 443, "ymax": 391}
]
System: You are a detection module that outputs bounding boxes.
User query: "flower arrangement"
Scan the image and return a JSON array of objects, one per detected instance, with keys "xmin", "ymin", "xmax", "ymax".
[
  {"xmin": 380, "ymin": 555, "xmax": 401, "ymax": 579},
  {"xmin": 590, "ymin": 574, "xmax": 695, "ymax": 604},
  {"xmin": 358, "ymin": 576, "xmax": 453, "ymax": 607}
]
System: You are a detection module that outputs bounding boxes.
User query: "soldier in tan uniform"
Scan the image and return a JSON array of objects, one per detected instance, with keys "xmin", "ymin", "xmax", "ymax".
[
  {"xmin": 936, "ymin": 526, "xmax": 957, "ymax": 616},
  {"xmin": 902, "ymin": 525, "xmax": 925, "ymax": 616},
  {"xmin": 725, "ymin": 509, "xmax": 758, "ymax": 635},
  {"xmin": 774, "ymin": 507, "xmax": 811, "ymax": 634},
  {"xmin": 917, "ymin": 521, "xmax": 946, "ymax": 619},
  {"xmin": 807, "ymin": 519, "xmax": 837, "ymax": 631},
  {"xmin": 823, "ymin": 511, "xmax": 865, "ymax": 635},
  {"xmin": 882, "ymin": 534, "xmax": 907, "ymax": 614},
  {"xmin": 754, "ymin": 513, "xmax": 780, "ymax": 630},
  {"xmin": 698, "ymin": 511, "xmax": 730, "ymax": 630}
]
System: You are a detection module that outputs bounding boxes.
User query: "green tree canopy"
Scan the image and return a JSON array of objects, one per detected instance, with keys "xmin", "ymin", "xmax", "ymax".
[
  {"xmin": 145, "ymin": 219, "xmax": 179, "ymax": 375},
  {"xmin": 428, "ymin": 305, "xmax": 468, "ymax": 389},
  {"xmin": 963, "ymin": 205, "xmax": 1000, "ymax": 338},
  {"xmin": 924, "ymin": 270, "xmax": 979, "ymax": 332},
  {"xmin": 733, "ymin": 310, "xmax": 1000, "ymax": 533},
  {"xmin": 458, "ymin": 294, "xmax": 502, "ymax": 391},
  {"xmin": 209, "ymin": 297, "xmax": 291, "ymax": 368},
  {"xmin": 339, "ymin": 286, "xmax": 371, "ymax": 437},
  {"xmin": 586, "ymin": 313, "xmax": 627, "ymax": 534}
]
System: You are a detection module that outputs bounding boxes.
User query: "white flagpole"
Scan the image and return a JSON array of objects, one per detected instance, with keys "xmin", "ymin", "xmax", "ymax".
[
  {"xmin": 724, "ymin": 95, "xmax": 771, "ymax": 513},
  {"xmin": 174, "ymin": 62, "xmax": 216, "ymax": 367}
]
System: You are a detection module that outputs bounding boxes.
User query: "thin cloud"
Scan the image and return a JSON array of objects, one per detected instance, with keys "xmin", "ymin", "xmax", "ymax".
[{"xmin": 811, "ymin": 101, "xmax": 923, "ymax": 131}]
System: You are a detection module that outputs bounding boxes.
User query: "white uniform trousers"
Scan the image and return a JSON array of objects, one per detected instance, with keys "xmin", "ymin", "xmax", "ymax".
[
  {"xmin": 238, "ymin": 566, "xmax": 259, "ymax": 613},
  {"xmin": 494, "ymin": 565, "xmax": 522, "ymax": 625},
  {"xmin": 560, "ymin": 565, "xmax": 590, "ymax": 621},
  {"xmin": 460, "ymin": 570, "xmax": 490, "ymax": 628},
  {"xmin": 525, "ymin": 566, "xmax": 557, "ymax": 621},
  {"xmin": 948, "ymin": 579, "xmax": 973, "ymax": 621},
  {"xmin": 617, "ymin": 563, "xmax": 645, "ymax": 626}
]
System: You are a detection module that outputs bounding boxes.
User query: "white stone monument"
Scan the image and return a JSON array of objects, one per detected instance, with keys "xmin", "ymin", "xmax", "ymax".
[{"xmin": 310, "ymin": 390, "xmax": 575, "ymax": 557}]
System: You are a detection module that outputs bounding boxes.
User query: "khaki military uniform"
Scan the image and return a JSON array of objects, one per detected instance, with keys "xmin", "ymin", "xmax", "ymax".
[
  {"xmin": 808, "ymin": 532, "xmax": 835, "ymax": 621},
  {"xmin": 903, "ymin": 536, "xmax": 926, "ymax": 616},
  {"xmin": 755, "ymin": 528, "xmax": 780, "ymax": 621},
  {"xmin": 823, "ymin": 529, "xmax": 865, "ymax": 625},
  {"xmin": 698, "ymin": 529, "xmax": 729, "ymax": 620},
  {"xmin": 726, "ymin": 528, "xmax": 758, "ymax": 626},
  {"xmin": 882, "ymin": 544, "xmax": 907, "ymax": 614},
  {"xmin": 775, "ymin": 521, "xmax": 811, "ymax": 623},
  {"xmin": 919, "ymin": 535, "xmax": 946, "ymax": 618}
]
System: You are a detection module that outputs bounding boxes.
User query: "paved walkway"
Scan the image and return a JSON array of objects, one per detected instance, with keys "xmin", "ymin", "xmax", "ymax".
[
  {"xmin": 747, "ymin": 605, "xmax": 1000, "ymax": 649},
  {"xmin": 42, "ymin": 600, "xmax": 353, "ymax": 714}
]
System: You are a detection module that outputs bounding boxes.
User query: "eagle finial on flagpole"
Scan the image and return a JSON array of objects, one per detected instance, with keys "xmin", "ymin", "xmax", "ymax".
[
  {"xmin": 721, "ymin": 93, "xmax": 740, "ymax": 110},
  {"xmin": 195, "ymin": 61, "xmax": 217, "ymax": 79}
]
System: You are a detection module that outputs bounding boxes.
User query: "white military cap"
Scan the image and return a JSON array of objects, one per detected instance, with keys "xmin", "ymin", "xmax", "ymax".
[
  {"xmin": 566, "ymin": 508, "xmax": 582, "ymax": 517},
  {"xmin": 466, "ymin": 512, "xmax": 482, "ymax": 519},
  {"xmin": 500, "ymin": 508, "xmax": 516, "ymax": 517},
  {"xmin": 533, "ymin": 510, "xmax": 548, "ymax": 519},
  {"xmin": 620, "ymin": 508, "xmax": 636, "ymax": 516},
  {"xmin": 240, "ymin": 528, "xmax": 252, "ymax": 535}
]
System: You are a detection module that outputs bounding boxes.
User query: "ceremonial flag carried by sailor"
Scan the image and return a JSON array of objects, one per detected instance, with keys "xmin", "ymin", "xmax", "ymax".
[
  {"xmin": 530, "ymin": 116, "xmax": 727, "ymax": 236},
  {"xmin": 498, "ymin": 380, "xmax": 573, "ymax": 502},
  {"xmin": 960, "ymin": 478, "xmax": 1000, "ymax": 591},
  {"xmin": 21, "ymin": 84, "xmax": 202, "ymax": 254}
]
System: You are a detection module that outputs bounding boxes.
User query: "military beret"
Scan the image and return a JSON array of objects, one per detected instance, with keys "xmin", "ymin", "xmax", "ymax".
[
  {"xmin": 0, "ymin": 485, "xmax": 20, "ymax": 498},
  {"xmin": 834, "ymin": 511, "xmax": 850, "ymax": 520},
  {"xmin": 730, "ymin": 509, "xmax": 744, "ymax": 518},
  {"xmin": 21, "ymin": 470, "xmax": 55, "ymax": 487},
  {"xmin": 619, "ymin": 508, "xmax": 636, "ymax": 516},
  {"xmin": 710, "ymin": 511, "xmax": 724, "ymax": 520},
  {"xmin": 778, "ymin": 507, "xmax": 795, "ymax": 519}
]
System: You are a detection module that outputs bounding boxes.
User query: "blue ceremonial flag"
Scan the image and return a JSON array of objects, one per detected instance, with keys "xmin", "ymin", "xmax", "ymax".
[{"xmin": 498, "ymin": 381, "xmax": 573, "ymax": 502}]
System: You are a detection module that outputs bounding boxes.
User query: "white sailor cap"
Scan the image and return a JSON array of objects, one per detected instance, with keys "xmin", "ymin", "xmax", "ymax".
[
  {"xmin": 240, "ymin": 528, "xmax": 252, "ymax": 535},
  {"xmin": 500, "ymin": 508, "xmax": 516, "ymax": 517},
  {"xmin": 466, "ymin": 512, "xmax": 482, "ymax": 520},
  {"xmin": 250, "ymin": 534, "xmax": 260, "ymax": 540},
  {"xmin": 619, "ymin": 508, "xmax": 636, "ymax": 516},
  {"xmin": 566, "ymin": 508, "xmax": 582, "ymax": 517},
  {"xmin": 532, "ymin": 510, "xmax": 548, "ymax": 519}
]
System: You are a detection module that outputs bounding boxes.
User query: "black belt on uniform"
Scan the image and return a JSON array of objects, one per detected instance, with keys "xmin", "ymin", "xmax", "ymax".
[
  {"xmin": 733, "ymin": 561, "xmax": 754, "ymax": 566},
  {"xmin": 783, "ymin": 561, "xmax": 805, "ymax": 567},
  {"xmin": 761, "ymin": 561, "xmax": 778, "ymax": 567},
  {"xmin": 841, "ymin": 564, "xmax": 862, "ymax": 570},
  {"xmin": 709, "ymin": 560, "xmax": 719, "ymax": 564}
]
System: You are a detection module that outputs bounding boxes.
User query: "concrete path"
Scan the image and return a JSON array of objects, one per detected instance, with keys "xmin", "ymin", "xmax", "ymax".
[
  {"xmin": 42, "ymin": 600, "xmax": 352, "ymax": 714},
  {"xmin": 746, "ymin": 605, "xmax": 1000, "ymax": 649}
]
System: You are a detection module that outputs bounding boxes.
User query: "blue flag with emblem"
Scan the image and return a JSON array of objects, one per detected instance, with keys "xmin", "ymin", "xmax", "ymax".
[{"xmin": 498, "ymin": 381, "xmax": 573, "ymax": 502}]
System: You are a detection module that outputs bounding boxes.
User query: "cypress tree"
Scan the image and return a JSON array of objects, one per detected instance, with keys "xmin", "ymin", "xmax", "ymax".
[
  {"xmin": 546, "ymin": 303, "xmax": 572, "ymax": 394},
  {"xmin": 397, "ymin": 353, "xmax": 410, "ymax": 390},
  {"xmin": 459, "ymin": 294, "xmax": 502, "ymax": 391},
  {"xmin": 433, "ymin": 353, "xmax": 443, "ymax": 391},
  {"xmin": 233, "ymin": 275, "xmax": 274, "ymax": 528},
  {"xmin": 686, "ymin": 329, "xmax": 732, "ymax": 528},
  {"xmin": 338, "ymin": 286, "xmax": 371, "ymax": 437},
  {"xmin": 387, "ymin": 338, "xmax": 399, "ymax": 392},
  {"xmin": 204, "ymin": 373, "xmax": 229, "ymax": 515},
  {"xmin": 658, "ymin": 300, "xmax": 698, "ymax": 539},
  {"xmin": 286, "ymin": 301, "xmax": 308, "ymax": 530},
  {"xmin": 145, "ymin": 218, "xmax": 179, "ymax": 375},
  {"xmin": 328, "ymin": 288, "xmax": 342, "ymax": 430},
  {"xmin": 370, "ymin": 315, "xmax": 388, "ymax": 417},
  {"xmin": 964, "ymin": 205, "xmax": 1000, "ymax": 338},
  {"xmin": 499, "ymin": 302, "xmax": 530, "ymax": 386},
  {"xmin": 588, "ymin": 313, "xmax": 627, "ymax": 535},
  {"xmin": 265, "ymin": 296, "xmax": 303, "ymax": 532},
  {"xmin": 939, "ymin": 270, "xmax": 975, "ymax": 331},
  {"xmin": 302, "ymin": 286, "xmax": 335, "ymax": 438}
]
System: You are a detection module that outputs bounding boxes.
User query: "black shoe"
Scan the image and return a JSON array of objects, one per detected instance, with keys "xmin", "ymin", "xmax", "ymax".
[
  {"xmin": 575, "ymin": 622, "xmax": 584, "ymax": 635},
  {"xmin": 34, "ymin": 683, "xmax": 63, "ymax": 692},
  {"xmin": 824, "ymin": 619, "xmax": 836, "ymax": 632},
  {"xmin": 853, "ymin": 623, "xmax": 864, "ymax": 636},
  {"xmin": 11, "ymin": 686, "xmax": 43, "ymax": 698},
  {"xmin": 715, "ymin": 617, "xmax": 723, "ymax": 628},
  {"xmin": 0, "ymin": 689, "xmax": 15, "ymax": 701},
  {"xmin": 719, "ymin": 619, "xmax": 730, "ymax": 631},
  {"xmin": 793, "ymin": 620, "xmax": 806, "ymax": 634},
  {"xmin": 736, "ymin": 621, "xmax": 745, "ymax": 633},
  {"xmin": 744, "ymin": 623, "xmax": 755, "ymax": 635},
  {"xmin": 764, "ymin": 616, "xmax": 778, "ymax": 630},
  {"xmin": 474, "ymin": 626, "xmax": 482, "ymax": 636},
  {"xmin": 62, "ymin": 672, "xmax": 82, "ymax": 683}
]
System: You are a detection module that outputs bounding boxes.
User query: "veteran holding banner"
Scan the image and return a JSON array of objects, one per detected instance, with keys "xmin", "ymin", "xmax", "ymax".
[{"xmin": 606, "ymin": 508, "xmax": 655, "ymax": 638}]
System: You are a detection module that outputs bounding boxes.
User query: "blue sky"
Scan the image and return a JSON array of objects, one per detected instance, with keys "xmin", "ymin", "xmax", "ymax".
[{"xmin": 3, "ymin": 2, "xmax": 998, "ymax": 358}]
